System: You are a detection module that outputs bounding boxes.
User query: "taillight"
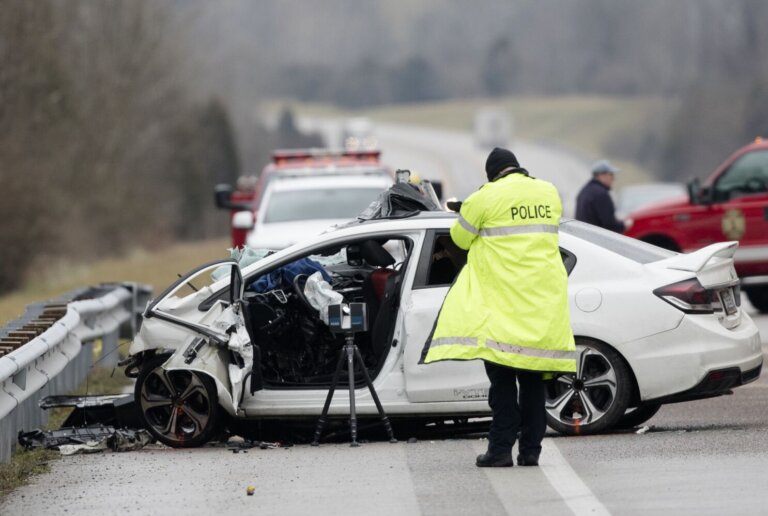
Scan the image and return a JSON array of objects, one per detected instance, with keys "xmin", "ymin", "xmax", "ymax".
[{"xmin": 653, "ymin": 278, "xmax": 716, "ymax": 314}]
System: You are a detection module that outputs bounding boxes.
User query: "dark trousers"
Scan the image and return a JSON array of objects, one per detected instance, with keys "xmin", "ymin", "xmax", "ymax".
[{"xmin": 484, "ymin": 361, "xmax": 546, "ymax": 458}]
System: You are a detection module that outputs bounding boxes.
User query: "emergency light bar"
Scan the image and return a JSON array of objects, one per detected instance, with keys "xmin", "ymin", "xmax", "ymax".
[{"xmin": 272, "ymin": 148, "xmax": 381, "ymax": 165}]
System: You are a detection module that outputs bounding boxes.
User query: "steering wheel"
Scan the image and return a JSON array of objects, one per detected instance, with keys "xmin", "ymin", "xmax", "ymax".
[{"xmin": 292, "ymin": 274, "xmax": 316, "ymax": 313}]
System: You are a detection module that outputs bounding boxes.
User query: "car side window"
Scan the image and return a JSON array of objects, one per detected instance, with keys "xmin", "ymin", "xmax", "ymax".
[
  {"xmin": 414, "ymin": 231, "xmax": 577, "ymax": 289},
  {"xmin": 561, "ymin": 248, "xmax": 577, "ymax": 275},
  {"xmin": 427, "ymin": 235, "xmax": 467, "ymax": 286},
  {"xmin": 413, "ymin": 231, "xmax": 466, "ymax": 288},
  {"xmin": 714, "ymin": 149, "xmax": 768, "ymax": 201}
]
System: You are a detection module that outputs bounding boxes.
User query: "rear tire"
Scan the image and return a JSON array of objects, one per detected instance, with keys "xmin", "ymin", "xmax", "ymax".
[
  {"xmin": 614, "ymin": 402, "xmax": 662, "ymax": 429},
  {"xmin": 745, "ymin": 287, "xmax": 768, "ymax": 314},
  {"xmin": 545, "ymin": 339, "xmax": 633, "ymax": 435},
  {"xmin": 135, "ymin": 353, "xmax": 221, "ymax": 448}
]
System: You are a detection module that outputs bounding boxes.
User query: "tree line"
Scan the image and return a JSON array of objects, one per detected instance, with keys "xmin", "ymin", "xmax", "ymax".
[
  {"xmin": 0, "ymin": 2, "xmax": 262, "ymax": 293},
  {"xmin": 3, "ymin": 0, "xmax": 767, "ymax": 294},
  {"xmin": 195, "ymin": 0, "xmax": 767, "ymax": 181}
]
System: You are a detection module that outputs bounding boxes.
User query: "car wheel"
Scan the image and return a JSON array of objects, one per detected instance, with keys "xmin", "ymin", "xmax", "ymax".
[
  {"xmin": 135, "ymin": 353, "xmax": 221, "ymax": 448},
  {"xmin": 745, "ymin": 287, "xmax": 768, "ymax": 314},
  {"xmin": 545, "ymin": 339, "xmax": 632, "ymax": 435},
  {"xmin": 614, "ymin": 402, "xmax": 662, "ymax": 430}
]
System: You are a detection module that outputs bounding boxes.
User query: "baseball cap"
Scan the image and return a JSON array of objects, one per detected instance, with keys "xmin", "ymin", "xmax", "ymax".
[{"xmin": 591, "ymin": 159, "xmax": 620, "ymax": 174}]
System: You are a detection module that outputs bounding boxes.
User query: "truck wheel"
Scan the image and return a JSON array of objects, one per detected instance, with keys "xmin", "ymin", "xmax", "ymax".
[
  {"xmin": 545, "ymin": 339, "xmax": 633, "ymax": 435},
  {"xmin": 135, "ymin": 353, "xmax": 221, "ymax": 448},
  {"xmin": 745, "ymin": 287, "xmax": 768, "ymax": 314}
]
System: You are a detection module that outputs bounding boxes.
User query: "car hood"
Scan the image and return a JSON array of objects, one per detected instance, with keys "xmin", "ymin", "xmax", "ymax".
[
  {"xmin": 625, "ymin": 194, "xmax": 689, "ymax": 219},
  {"xmin": 246, "ymin": 219, "xmax": 348, "ymax": 250}
]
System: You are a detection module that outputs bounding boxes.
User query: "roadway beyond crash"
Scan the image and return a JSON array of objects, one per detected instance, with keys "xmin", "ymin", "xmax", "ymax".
[{"xmin": 4, "ymin": 389, "xmax": 768, "ymax": 516}]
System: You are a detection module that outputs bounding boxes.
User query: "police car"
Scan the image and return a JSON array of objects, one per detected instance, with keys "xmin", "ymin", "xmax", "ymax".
[
  {"xmin": 127, "ymin": 211, "xmax": 761, "ymax": 447},
  {"xmin": 215, "ymin": 149, "xmax": 393, "ymax": 248},
  {"xmin": 624, "ymin": 139, "xmax": 768, "ymax": 312},
  {"xmin": 242, "ymin": 173, "xmax": 392, "ymax": 250}
]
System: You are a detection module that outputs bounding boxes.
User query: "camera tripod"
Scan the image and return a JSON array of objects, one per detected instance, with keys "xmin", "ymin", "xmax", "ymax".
[{"xmin": 311, "ymin": 332, "xmax": 397, "ymax": 447}]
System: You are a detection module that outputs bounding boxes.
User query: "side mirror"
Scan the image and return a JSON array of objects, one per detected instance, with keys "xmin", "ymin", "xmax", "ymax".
[
  {"xmin": 446, "ymin": 199, "xmax": 462, "ymax": 212},
  {"xmin": 214, "ymin": 184, "xmax": 251, "ymax": 211},
  {"xmin": 232, "ymin": 210, "xmax": 255, "ymax": 229},
  {"xmin": 687, "ymin": 178, "xmax": 702, "ymax": 205}
]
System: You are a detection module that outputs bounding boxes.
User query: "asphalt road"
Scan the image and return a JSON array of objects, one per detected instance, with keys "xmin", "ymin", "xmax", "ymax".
[
  {"xmin": 2, "ymin": 320, "xmax": 766, "ymax": 516},
  {"xmin": 2, "ymin": 124, "xmax": 767, "ymax": 515}
]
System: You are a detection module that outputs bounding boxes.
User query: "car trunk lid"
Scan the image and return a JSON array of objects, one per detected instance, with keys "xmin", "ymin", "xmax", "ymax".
[{"xmin": 649, "ymin": 242, "xmax": 742, "ymax": 328}]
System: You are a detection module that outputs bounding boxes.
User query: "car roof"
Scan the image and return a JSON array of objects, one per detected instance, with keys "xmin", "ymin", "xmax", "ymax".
[
  {"xmin": 237, "ymin": 214, "xmax": 674, "ymax": 282},
  {"xmin": 267, "ymin": 174, "xmax": 393, "ymax": 192}
]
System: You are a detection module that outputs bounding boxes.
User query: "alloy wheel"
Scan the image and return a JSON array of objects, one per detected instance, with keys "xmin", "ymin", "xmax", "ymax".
[
  {"xmin": 138, "ymin": 358, "xmax": 218, "ymax": 446},
  {"xmin": 545, "ymin": 340, "xmax": 631, "ymax": 435}
]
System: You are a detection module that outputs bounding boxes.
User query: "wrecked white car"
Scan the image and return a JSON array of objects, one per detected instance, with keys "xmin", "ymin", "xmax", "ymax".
[{"xmin": 126, "ymin": 213, "xmax": 762, "ymax": 447}]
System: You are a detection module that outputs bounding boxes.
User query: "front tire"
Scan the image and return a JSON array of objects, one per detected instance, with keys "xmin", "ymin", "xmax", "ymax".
[
  {"xmin": 545, "ymin": 339, "xmax": 633, "ymax": 435},
  {"xmin": 135, "ymin": 353, "xmax": 221, "ymax": 448}
]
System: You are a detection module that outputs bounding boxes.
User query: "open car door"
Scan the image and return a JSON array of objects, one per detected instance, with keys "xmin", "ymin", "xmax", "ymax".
[{"xmin": 143, "ymin": 259, "xmax": 259, "ymax": 414}]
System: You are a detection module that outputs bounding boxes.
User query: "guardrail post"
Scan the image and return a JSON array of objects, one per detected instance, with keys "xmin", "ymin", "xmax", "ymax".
[{"xmin": 98, "ymin": 330, "xmax": 120, "ymax": 369}]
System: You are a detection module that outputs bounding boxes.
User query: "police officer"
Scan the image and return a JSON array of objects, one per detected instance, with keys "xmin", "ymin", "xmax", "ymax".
[
  {"xmin": 575, "ymin": 159, "xmax": 625, "ymax": 232},
  {"xmin": 420, "ymin": 147, "xmax": 576, "ymax": 468}
]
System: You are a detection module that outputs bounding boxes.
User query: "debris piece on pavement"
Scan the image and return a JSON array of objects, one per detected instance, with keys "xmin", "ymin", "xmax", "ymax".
[
  {"xmin": 635, "ymin": 425, "xmax": 651, "ymax": 434},
  {"xmin": 226, "ymin": 438, "xmax": 290, "ymax": 452},
  {"xmin": 39, "ymin": 394, "xmax": 141, "ymax": 429},
  {"xmin": 18, "ymin": 425, "xmax": 153, "ymax": 455},
  {"xmin": 247, "ymin": 486, "xmax": 255, "ymax": 496}
]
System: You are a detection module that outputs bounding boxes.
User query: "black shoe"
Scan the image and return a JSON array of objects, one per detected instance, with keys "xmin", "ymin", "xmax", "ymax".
[
  {"xmin": 476, "ymin": 452, "xmax": 513, "ymax": 467},
  {"xmin": 516, "ymin": 454, "xmax": 539, "ymax": 466}
]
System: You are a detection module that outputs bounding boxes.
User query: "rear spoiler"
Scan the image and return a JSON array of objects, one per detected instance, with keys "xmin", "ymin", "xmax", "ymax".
[{"xmin": 652, "ymin": 241, "xmax": 738, "ymax": 273}]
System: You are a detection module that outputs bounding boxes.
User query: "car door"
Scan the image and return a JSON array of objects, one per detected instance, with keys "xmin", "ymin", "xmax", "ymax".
[
  {"xmin": 145, "ymin": 259, "xmax": 257, "ymax": 412},
  {"xmin": 402, "ymin": 229, "xmax": 490, "ymax": 403},
  {"xmin": 144, "ymin": 259, "xmax": 243, "ymax": 345},
  {"xmin": 402, "ymin": 230, "xmax": 580, "ymax": 403},
  {"xmin": 710, "ymin": 149, "xmax": 768, "ymax": 262}
]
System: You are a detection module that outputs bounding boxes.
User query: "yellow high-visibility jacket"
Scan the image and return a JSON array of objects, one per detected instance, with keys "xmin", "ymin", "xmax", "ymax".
[{"xmin": 421, "ymin": 172, "xmax": 576, "ymax": 373}]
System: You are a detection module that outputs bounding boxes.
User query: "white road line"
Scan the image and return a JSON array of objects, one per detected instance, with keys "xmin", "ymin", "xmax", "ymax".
[{"xmin": 540, "ymin": 440, "xmax": 612, "ymax": 516}]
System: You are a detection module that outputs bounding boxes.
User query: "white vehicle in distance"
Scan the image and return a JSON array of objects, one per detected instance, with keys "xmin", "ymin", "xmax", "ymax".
[
  {"xmin": 342, "ymin": 117, "xmax": 377, "ymax": 151},
  {"xmin": 616, "ymin": 182, "xmax": 687, "ymax": 219},
  {"xmin": 474, "ymin": 108, "xmax": 513, "ymax": 149},
  {"xmin": 128, "ymin": 210, "xmax": 761, "ymax": 447},
  {"xmin": 237, "ymin": 174, "xmax": 392, "ymax": 250}
]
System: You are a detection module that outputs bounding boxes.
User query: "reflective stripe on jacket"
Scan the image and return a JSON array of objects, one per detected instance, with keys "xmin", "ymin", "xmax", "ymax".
[{"xmin": 421, "ymin": 173, "xmax": 576, "ymax": 373}]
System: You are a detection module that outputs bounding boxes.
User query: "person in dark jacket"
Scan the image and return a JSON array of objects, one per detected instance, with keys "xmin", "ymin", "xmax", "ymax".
[{"xmin": 575, "ymin": 159, "xmax": 625, "ymax": 232}]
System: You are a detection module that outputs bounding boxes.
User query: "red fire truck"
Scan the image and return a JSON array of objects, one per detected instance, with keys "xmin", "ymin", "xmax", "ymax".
[
  {"xmin": 214, "ymin": 148, "xmax": 393, "ymax": 248},
  {"xmin": 624, "ymin": 138, "xmax": 768, "ymax": 312}
]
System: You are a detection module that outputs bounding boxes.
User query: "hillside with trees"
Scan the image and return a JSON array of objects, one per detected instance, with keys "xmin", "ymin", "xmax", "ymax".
[{"xmin": 2, "ymin": 0, "xmax": 766, "ymax": 294}]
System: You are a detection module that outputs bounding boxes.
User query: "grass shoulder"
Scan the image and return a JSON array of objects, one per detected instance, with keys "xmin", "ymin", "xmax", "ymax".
[{"xmin": 0, "ymin": 238, "xmax": 230, "ymax": 326}]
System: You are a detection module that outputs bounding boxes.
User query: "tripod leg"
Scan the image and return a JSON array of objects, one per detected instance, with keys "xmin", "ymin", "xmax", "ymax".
[
  {"xmin": 311, "ymin": 345, "xmax": 347, "ymax": 446},
  {"xmin": 346, "ymin": 342, "xmax": 359, "ymax": 447},
  {"xmin": 353, "ymin": 346, "xmax": 397, "ymax": 443}
]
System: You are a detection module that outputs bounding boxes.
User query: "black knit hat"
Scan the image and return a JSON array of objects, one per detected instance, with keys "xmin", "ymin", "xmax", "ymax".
[{"xmin": 485, "ymin": 147, "xmax": 520, "ymax": 181}]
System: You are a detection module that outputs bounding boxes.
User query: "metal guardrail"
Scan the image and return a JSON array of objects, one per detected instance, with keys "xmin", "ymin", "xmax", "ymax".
[{"xmin": 0, "ymin": 283, "xmax": 151, "ymax": 464}]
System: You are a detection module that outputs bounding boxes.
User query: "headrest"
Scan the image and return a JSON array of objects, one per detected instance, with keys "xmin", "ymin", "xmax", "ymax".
[{"xmin": 360, "ymin": 240, "xmax": 395, "ymax": 267}]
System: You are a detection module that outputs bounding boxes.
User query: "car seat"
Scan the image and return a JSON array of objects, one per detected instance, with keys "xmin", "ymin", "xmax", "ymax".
[{"xmin": 360, "ymin": 240, "xmax": 401, "ymax": 369}]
